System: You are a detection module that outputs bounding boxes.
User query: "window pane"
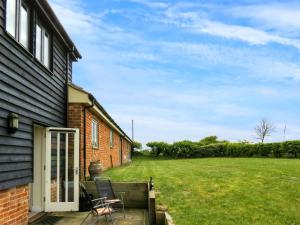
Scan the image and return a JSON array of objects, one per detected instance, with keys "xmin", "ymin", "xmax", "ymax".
[
  {"xmin": 92, "ymin": 122, "xmax": 95, "ymax": 144},
  {"xmin": 92, "ymin": 120, "xmax": 98, "ymax": 146},
  {"xmin": 20, "ymin": 5, "xmax": 28, "ymax": 49},
  {"xmin": 6, "ymin": 0, "xmax": 17, "ymax": 37},
  {"xmin": 68, "ymin": 133, "xmax": 75, "ymax": 202},
  {"xmin": 92, "ymin": 123, "xmax": 94, "ymax": 144},
  {"xmin": 94, "ymin": 124, "xmax": 96, "ymax": 144},
  {"xmin": 51, "ymin": 132, "xmax": 58, "ymax": 202},
  {"xmin": 35, "ymin": 24, "xmax": 42, "ymax": 61},
  {"xmin": 59, "ymin": 133, "xmax": 66, "ymax": 202},
  {"xmin": 110, "ymin": 130, "xmax": 113, "ymax": 147},
  {"xmin": 43, "ymin": 33, "xmax": 49, "ymax": 68}
]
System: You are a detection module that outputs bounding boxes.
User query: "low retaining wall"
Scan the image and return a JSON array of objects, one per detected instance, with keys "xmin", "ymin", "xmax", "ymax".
[
  {"xmin": 148, "ymin": 189, "xmax": 156, "ymax": 225},
  {"xmin": 156, "ymin": 211, "xmax": 174, "ymax": 225}
]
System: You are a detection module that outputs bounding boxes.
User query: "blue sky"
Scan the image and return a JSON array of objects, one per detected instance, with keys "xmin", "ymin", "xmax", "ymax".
[{"xmin": 49, "ymin": 0, "xmax": 300, "ymax": 145}]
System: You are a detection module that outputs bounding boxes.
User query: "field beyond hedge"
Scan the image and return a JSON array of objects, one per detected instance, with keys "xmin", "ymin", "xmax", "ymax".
[{"xmin": 104, "ymin": 157, "xmax": 300, "ymax": 225}]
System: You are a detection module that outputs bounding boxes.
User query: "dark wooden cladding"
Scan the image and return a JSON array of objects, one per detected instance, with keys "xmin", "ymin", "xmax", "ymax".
[{"xmin": 0, "ymin": 0, "xmax": 76, "ymax": 190}]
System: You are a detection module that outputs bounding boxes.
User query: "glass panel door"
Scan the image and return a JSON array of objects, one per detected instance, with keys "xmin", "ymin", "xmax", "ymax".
[{"xmin": 45, "ymin": 128, "xmax": 79, "ymax": 212}]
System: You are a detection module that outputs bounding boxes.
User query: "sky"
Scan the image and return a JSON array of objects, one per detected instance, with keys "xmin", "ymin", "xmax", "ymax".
[{"xmin": 49, "ymin": 0, "xmax": 300, "ymax": 146}]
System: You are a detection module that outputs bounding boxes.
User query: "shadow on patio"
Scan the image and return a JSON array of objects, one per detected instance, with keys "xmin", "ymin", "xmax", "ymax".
[{"xmin": 32, "ymin": 208, "xmax": 148, "ymax": 225}]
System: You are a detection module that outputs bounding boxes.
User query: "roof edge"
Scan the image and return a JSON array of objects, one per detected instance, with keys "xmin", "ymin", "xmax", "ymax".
[
  {"xmin": 40, "ymin": 0, "xmax": 81, "ymax": 59},
  {"xmin": 68, "ymin": 83, "xmax": 133, "ymax": 144}
]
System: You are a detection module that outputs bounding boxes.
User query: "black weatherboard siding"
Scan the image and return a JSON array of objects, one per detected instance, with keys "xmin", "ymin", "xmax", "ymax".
[{"xmin": 0, "ymin": 0, "xmax": 80, "ymax": 190}]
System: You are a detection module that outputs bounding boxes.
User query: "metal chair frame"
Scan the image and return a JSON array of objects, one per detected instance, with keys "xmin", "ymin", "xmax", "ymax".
[
  {"xmin": 94, "ymin": 177, "xmax": 126, "ymax": 219},
  {"xmin": 80, "ymin": 183, "xmax": 116, "ymax": 225}
]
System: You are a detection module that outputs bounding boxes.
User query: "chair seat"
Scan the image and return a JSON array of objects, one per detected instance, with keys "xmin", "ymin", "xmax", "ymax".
[
  {"xmin": 106, "ymin": 199, "xmax": 121, "ymax": 204},
  {"xmin": 96, "ymin": 207, "xmax": 113, "ymax": 216}
]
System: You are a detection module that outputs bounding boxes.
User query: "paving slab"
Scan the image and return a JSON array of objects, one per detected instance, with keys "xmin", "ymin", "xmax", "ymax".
[{"xmin": 32, "ymin": 209, "xmax": 147, "ymax": 225}]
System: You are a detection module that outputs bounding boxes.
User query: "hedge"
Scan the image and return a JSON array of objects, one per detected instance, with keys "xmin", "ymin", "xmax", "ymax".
[{"xmin": 146, "ymin": 140, "xmax": 300, "ymax": 158}]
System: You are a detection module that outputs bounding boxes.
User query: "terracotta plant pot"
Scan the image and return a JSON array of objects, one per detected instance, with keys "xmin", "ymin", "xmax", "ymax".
[{"xmin": 88, "ymin": 160, "xmax": 102, "ymax": 180}]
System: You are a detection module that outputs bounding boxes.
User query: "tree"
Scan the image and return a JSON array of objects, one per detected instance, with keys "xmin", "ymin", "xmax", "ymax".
[
  {"xmin": 199, "ymin": 136, "xmax": 228, "ymax": 145},
  {"xmin": 199, "ymin": 136, "xmax": 218, "ymax": 145},
  {"xmin": 146, "ymin": 142, "xmax": 169, "ymax": 157},
  {"xmin": 133, "ymin": 141, "xmax": 142, "ymax": 150},
  {"xmin": 254, "ymin": 119, "xmax": 276, "ymax": 143}
]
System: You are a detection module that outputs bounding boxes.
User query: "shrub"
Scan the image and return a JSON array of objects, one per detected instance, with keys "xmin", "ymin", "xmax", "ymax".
[
  {"xmin": 146, "ymin": 142, "xmax": 170, "ymax": 157},
  {"xmin": 283, "ymin": 141, "xmax": 300, "ymax": 158},
  {"xmin": 147, "ymin": 137, "xmax": 300, "ymax": 159},
  {"xmin": 171, "ymin": 141, "xmax": 199, "ymax": 158}
]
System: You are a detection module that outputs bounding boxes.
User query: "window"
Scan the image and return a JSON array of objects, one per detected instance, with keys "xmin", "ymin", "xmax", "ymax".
[
  {"xmin": 35, "ymin": 22, "xmax": 50, "ymax": 68},
  {"xmin": 43, "ymin": 32, "xmax": 50, "ymax": 68},
  {"xmin": 92, "ymin": 120, "xmax": 98, "ymax": 148},
  {"xmin": 35, "ymin": 24, "xmax": 42, "ymax": 61},
  {"xmin": 5, "ymin": 0, "xmax": 29, "ymax": 49},
  {"xmin": 110, "ymin": 130, "xmax": 114, "ymax": 148},
  {"xmin": 20, "ymin": 4, "xmax": 29, "ymax": 48},
  {"xmin": 6, "ymin": 0, "xmax": 16, "ymax": 38}
]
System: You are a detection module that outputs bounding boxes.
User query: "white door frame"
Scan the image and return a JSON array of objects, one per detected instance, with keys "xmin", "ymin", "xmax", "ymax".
[
  {"xmin": 31, "ymin": 125, "xmax": 46, "ymax": 212},
  {"xmin": 44, "ymin": 127, "xmax": 79, "ymax": 212}
]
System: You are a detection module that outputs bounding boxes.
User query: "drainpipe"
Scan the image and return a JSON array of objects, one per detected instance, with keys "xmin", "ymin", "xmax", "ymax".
[{"xmin": 83, "ymin": 98, "xmax": 95, "ymax": 180}]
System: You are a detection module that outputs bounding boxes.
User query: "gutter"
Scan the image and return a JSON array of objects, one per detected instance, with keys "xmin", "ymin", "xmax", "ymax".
[
  {"xmin": 88, "ymin": 94, "xmax": 133, "ymax": 144},
  {"xmin": 35, "ymin": 0, "xmax": 81, "ymax": 59},
  {"xmin": 83, "ymin": 99, "xmax": 95, "ymax": 180}
]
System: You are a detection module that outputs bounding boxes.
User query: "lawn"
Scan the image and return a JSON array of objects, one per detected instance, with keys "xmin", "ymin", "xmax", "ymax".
[{"xmin": 103, "ymin": 157, "xmax": 300, "ymax": 225}]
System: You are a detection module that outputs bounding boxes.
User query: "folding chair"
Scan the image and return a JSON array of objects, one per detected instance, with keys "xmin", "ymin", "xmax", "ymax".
[
  {"xmin": 94, "ymin": 178, "xmax": 126, "ymax": 218},
  {"xmin": 80, "ymin": 183, "xmax": 116, "ymax": 225}
]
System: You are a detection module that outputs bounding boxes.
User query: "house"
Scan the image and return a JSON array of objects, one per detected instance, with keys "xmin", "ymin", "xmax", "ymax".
[
  {"xmin": 0, "ymin": 0, "xmax": 81, "ymax": 224},
  {"xmin": 68, "ymin": 84, "xmax": 133, "ymax": 180}
]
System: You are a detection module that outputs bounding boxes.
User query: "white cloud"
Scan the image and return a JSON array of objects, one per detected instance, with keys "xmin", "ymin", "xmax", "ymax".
[
  {"xmin": 113, "ymin": 112, "xmax": 255, "ymax": 145},
  {"xmin": 231, "ymin": 4, "xmax": 300, "ymax": 32},
  {"xmin": 160, "ymin": 4, "xmax": 300, "ymax": 49},
  {"xmin": 48, "ymin": 0, "xmax": 300, "ymax": 144},
  {"xmin": 49, "ymin": 0, "xmax": 300, "ymax": 82},
  {"xmin": 128, "ymin": 0, "xmax": 169, "ymax": 9},
  {"xmin": 49, "ymin": 0, "xmax": 97, "ymax": 37},
  {"xmin": 194, "ymin": 20, "xmax": 300, "ymax": 48}
]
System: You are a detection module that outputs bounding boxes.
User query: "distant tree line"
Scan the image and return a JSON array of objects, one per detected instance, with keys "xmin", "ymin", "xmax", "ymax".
[{"xmin": 144, "ymin": 136, "xmax": 300, "ymax": 159}]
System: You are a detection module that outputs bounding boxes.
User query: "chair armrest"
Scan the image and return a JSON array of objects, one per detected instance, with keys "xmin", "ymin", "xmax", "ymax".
[
  {"xmin": 92, "ymin": 197, "xmax": 111, "ymax": 208},
  {"xmin": 114, "ymin": 191, "xmax": 125, "ymax": 201},
  {"xmin": 91, "ymin": 197, "xmax": 107, "ymax": 203},
  {"xmin": 93, "ymin": 201, "xmax": 111, "ymax": 209},
  {"xmin": 92, "ymin": 197, "xmax": 111, "ymax": 209}
]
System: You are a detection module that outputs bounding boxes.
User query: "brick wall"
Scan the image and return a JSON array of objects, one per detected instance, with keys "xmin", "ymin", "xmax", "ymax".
[
  {"xmin": 123, "ymin": 140, "xmax": 132, "ymax": 163},
  {"xmin": 0, "ymin": 185, "xmax": 29, "ymax": 225},
  {"xmin": 68, "ymin": 104, "xmax": 84, "ymax": 179},
  {"xmin": 68, "ymin": 103, "xmax": 132, "ymax": 180}
]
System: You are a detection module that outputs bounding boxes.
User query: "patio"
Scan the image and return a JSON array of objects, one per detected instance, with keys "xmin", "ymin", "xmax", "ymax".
[
  {"xmin": 30, "ymin": 181, "xmax": 156, "ymax": 225},
  {"xmin": 32, "ymin": 209, "xmax": 148, "ymax": 225}
]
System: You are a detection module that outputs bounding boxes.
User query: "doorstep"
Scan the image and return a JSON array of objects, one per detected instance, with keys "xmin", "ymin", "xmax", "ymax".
[{"xmin": 28, "ymin": 212, "xmax": 48, "ymax": 224}]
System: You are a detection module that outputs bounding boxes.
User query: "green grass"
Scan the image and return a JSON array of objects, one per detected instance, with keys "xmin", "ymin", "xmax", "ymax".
[{"xmin": 103, "ymin": 157, "xmax": 300, "ymax": 225}]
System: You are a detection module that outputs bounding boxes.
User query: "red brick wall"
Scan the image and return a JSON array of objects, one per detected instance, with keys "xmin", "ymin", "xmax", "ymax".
[
  {"xmin": 68, "ymin": 104, "xmax": 132, "ymax": 180},
  {"xmin": 68, "ymin": 104, "xmax": 85, "ymax": 179},
  {"xmin": 123, "ymin": 140, "xmax": 132, "ymax": 163},
  {"xmin": 0, "ymin": 185, "xmax": 29, "ymax": 225}
]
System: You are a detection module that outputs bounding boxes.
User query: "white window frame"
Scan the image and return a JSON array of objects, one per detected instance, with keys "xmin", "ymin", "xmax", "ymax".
[
  {"xmin": 91, "ymin": 120, "xmax": 98, "ymax": 148},
  {"xmin": 35, "ymin": 21, "xmax": 50, "ymax": 69},
  {"xmin": 5, "ymin": 0, "xmax": 30, "ymax": 49},
  {"xmin": 110, "ymin": 130, "xmax": 114, "ymax": 148}
]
